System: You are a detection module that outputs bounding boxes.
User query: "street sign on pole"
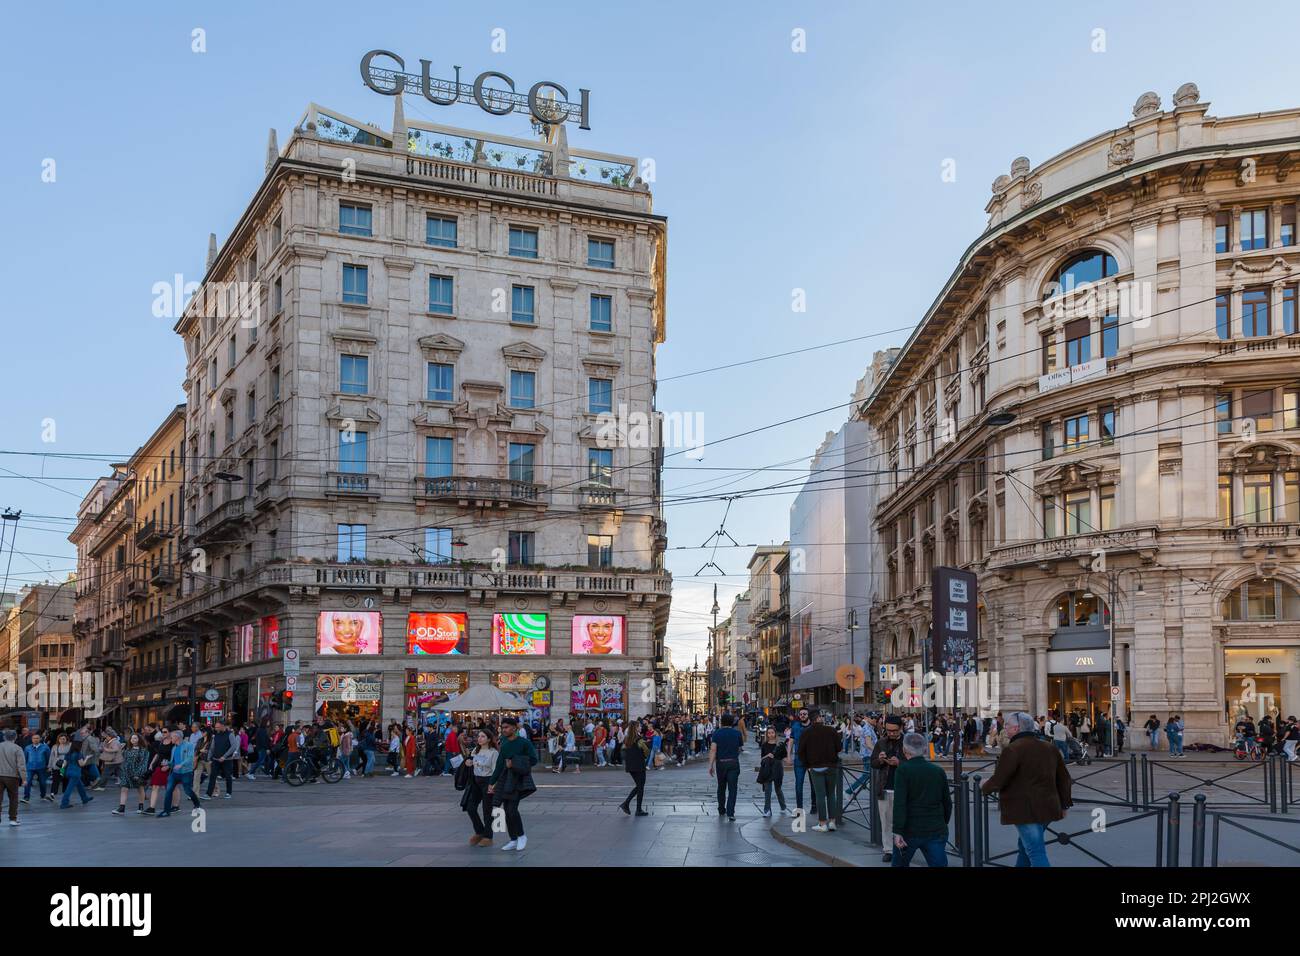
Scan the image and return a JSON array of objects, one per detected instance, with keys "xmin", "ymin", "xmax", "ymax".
[
  {"xmin": 286, "ymin": 674, "xmax": 298, "ymax": 690},
  {"xmin": 283, "ymin": 647, "xmax": 300, "ymax": 677}
]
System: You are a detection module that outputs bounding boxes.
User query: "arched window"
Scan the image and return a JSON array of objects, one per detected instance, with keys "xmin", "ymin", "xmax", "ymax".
[
  {"xmin": 1053, "ymin": 590, "xmax": 1110, "ymax": 628},
  {"xmin": 890, "ymin": 635, "xmax": 898, "ymax": 659},
  {"xmin": 1044, "ymin": 250, "xmax": 1118, "ymax": 300},
  {"xmin": 906, "ymin": 628, "xmax": 916, "ymax": 656},
  {"xmin": 1220, "ymin": 577, "xmax": 1300, "ymax": 621}
]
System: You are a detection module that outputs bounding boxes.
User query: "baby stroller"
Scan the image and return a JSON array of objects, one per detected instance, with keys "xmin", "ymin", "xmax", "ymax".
[{"xmin": 1066, "ymin": 735, "xmax": 1091, "ymax": 765}]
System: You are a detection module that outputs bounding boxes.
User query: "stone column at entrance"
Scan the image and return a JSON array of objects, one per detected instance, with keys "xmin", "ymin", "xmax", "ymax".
[{"xmin": 1035, "ymin": 645, "xmax": 1048, "ymax": 718}]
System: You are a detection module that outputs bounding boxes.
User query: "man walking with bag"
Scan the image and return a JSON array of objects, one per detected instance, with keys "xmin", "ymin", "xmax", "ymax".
[{"xmin": 979, "ymin": 711, "xmax": 1072, "ymax": 867}]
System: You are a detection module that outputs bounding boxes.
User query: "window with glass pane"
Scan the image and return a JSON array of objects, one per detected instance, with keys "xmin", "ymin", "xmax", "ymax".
[
  {"xmin": 273, "ymin": 277, "xmax": 283, "ymax": 313},
  {"xmin": 338, "ymin": 524, "xmax": 366, "ymax": 561},
  {"xmin": 508, "ymin": 531, "xmax": 534, "ymax": 565},
  {"xmin": 1099, "ymin": 485, "xmax": 1115, "ymax": 530},
  {"xmin": 590, "ymin": 294, "xmax": 612, "ymax": 332},
  {"xmin": 508, "ymin": 443, "xmax": 535, "ymax": 483},
  {"xmin": 1285, "ymin": 206, "xmax": 1297, "ymax": 247},
  {"xmin": 425, "ymin": 437, "xmax": 453, "ymax": 478},
  {"xmin": 588, "ymin": 447, "xmax": 613, "ymax": 485},
  {"xmin": 1045, "ymin": 251, "xmax": 1117, "ymax": 299},
  {"xmin": 1216, "ymin": 293, "xmax": 1230, "ymax": 340},
  {"xmin": 511, "ymin": 285, "xmax": 535, "ymax": 324},
  {"xmin": 509, "ymin": 370, "xmax": 536, "ymax": 408},
  {"xmin": 1042, "ymin": 496, "xmax": 1057, "ymax": 538},
  {"xmin": 342, "ymin": 264, "xmax": 368, "ymax": 304},
  {"xmin": 1219, "ymin": 475, "xmax": 1233, "ymax": 527},
  {"xmin": 1041, "ymin": 422, "xmax": 1055, "ymax": 460},
  {"xmin": 427, "ymin": 362, "xmax": 454, "ymax": 402},
  {"xmin": 423, "ymin": 527, "xmax": 452, "ymax": 564},
  {"xmin": 1285, "ymin": 390, "xmax": 1300, "ymax": 430},
  {"xmin": 1240, "ymin": 208, "xmax": 1268, "ymax": 250},
  {"xmin": 1242, "ymin": 288, "xmax": 1269, "ymax": 337},
  {"xmin": 1065, "ymin": 490, "xmax": 1090, "ymax": 534},
  {"xmin": 1099, "ymin": 406, "xmax": 1115, "ymax": 445},
  {"xmin": 508, "ymin": 226, "xmax": 539, "ymax": 258},
  {"xmin": 1215, "ymin": 211, "xmax": 1230, "ymax": 254},
  {"xmin": 588, "ymin": 378, "xmax": 613, "ymax": 414},
  {"xmin": 1064, "ymin": 414, "xmax": 1089, "ymax": 449},
  {"xmin": 1041, "ymin": 332, "xmax": 1057, "ymax": 375},
  {"xmin": 339, "ymin": 202, "xmax": 372, "ymax": 236},
  {"xmin": 1064, "ymin": 318, "xmax": 1090, "ymax": 366},
  {"xmin": 340, "ymin": 354, "xmax": 368, "ymax": 394},
  {"xmin": 1286, "ymin": 472, "xmax": 1300, "ymax": 522},
  {"xmin": 271, "ymin": 365, "xmax": 280, "ymax": 402},
  {"xmin": 587, "ymin": 238, "xmax": 615, "ymax": 269},
  {"xmin": 1285, "ymin": 286, "xmax": 1298, "ymax": 334},
  {"xmin": 1242, "ymin": 389, "xmax": 1274, "ymax": 432},
  {"xmin": 429, "ymin": 275, "xmax": 454, "ymax": 314},
  {"xmin": 587, "ymin": 534, "xmax": 614, "ymax": 568},
  {"xmin": 1101, "ymin": 314, "xmax": 1119, "ymax": 357},
  {"xmin": 339, "ymin": 429, "xmax": 368, "ymax": 472},
  {"xmin": 1246, "ymin": 578, "xmax": 1277, "ymax": 620},
  {"xmin": 426, "ymin": 215, "xmax": 457, "ymax": 248},
  {"xmin": 1243, "ymin": 473, "xmax": 1273, "ymax": 523},
  {"xmin": 1216, "ymin": 393, "xmax": 1233, "ymax": 434}
]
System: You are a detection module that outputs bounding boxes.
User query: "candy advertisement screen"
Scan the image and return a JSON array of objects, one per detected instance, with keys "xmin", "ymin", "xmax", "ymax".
[
  {"xmin": 316, "ymin": 611, "xmax": 383, "ymax": 655},
  {"xmin": 492, "ymin": 613, "xmax": 547, "ymax": 655},
  {"xmin": 407, "ymin": 612, "xmax": 468, "ymax": 655},
  {"xmin": 571, "ymin": 615, "xmax": 624, "ymax": 655}
]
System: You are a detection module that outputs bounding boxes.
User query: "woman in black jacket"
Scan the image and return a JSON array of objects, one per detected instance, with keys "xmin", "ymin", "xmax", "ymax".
[
  {"xmin": 619, "ymin": 720, "xmax": 650, "ymax": 816},
  {"xmin": 759, "ymin": 726, "xmax": 790, "ymax": 817}
]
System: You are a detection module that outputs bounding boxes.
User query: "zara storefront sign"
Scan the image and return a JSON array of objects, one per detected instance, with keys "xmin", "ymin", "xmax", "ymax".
[{"xmin": 360, "ymin": 50, "xmax": 591, "ymax": 129}]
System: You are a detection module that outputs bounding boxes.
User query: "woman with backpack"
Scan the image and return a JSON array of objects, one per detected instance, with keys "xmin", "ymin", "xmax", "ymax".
[
  {"xmin": 462, "ymin": 728, "xmax": 499, "ymax": 846},
  {"xmin": 50, "ymin": 733, "xmax": 71, "ymax": 798}
]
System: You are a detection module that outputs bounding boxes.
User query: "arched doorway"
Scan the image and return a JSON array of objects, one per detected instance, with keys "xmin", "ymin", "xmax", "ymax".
[{"xmin": 1044, "ymin": 590, "xmax": 1120, "ymax": 726}]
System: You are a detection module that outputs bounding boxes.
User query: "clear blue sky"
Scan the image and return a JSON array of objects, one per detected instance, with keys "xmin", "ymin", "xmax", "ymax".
[{"xmin": 4, "ymin": 1, "xmax": 1300, "ymax": 665}]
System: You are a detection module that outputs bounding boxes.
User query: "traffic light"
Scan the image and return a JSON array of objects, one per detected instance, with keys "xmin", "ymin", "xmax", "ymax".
[
  {"xmin": 283, "ymin": 689, "xmax": 294, "ymax": 710},
  {"xmin": 883, "ymin": 685, "xmax": 894, "ymax": 705}
]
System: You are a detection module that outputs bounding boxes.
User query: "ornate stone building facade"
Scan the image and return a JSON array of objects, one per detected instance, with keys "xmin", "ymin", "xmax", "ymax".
[{"xmin": 867, "ymin": 84, "xmax": 1300, "ymax": 745}]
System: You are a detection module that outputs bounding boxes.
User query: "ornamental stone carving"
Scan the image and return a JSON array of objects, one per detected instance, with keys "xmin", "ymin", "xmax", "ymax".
[
  {"xmin": 1020, "ymin": 180, "xmax": 1042, "ymax": 210},
  {"xmin": 1173, "ymin": 82, "xmax": 1200, "ymax": 107},
  {"xmin": 991, "ymin": 174, "xmax": 1011, "ymax": 196},
  {"xmin": 1010, "ymin": 156, "xmax": 1031, "ymax": 178},
  {"xmin": 1108, "ymin": 137, "xmax": 1135, "ymax": 167},
  {"xmin": 1133, "ymin": 91, "xmax": 1161, "ymax": 118}
]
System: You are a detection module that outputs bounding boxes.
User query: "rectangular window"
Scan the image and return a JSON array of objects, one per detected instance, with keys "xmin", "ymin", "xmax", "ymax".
[
  {"xmin": 1243, "ymin": 472, "xmax": 1273, "ymax": 523},
  {"xmin": 340, "ymin": 354, "xmax": 368, "ymax": 395},
  {"xmin": 1216, "ymin": 393, "xmax": 1234, "ymax": 434},
  {"xmin": 511, "ymin": 285, "xmax": 535, "ymax": 324},
  {"xmin": 428, "ymin": 275, "xmax": 454, "ymax": 314},
  {"xmin": 1099, "ymin": 405, "xmax": 1115, "ymax": 446},
  {"xmin": 1241, "ymin": 208, "xmax": 1269, "ymax": 250},
  {"xmin": 508, "ymin": 442, "xmax": 535, "ymax": 483},
  {"xmin": 1242, "ymin": 287, "xmax": 1270, "ymax": 337},
  {"xmin": 1065, "ymin": 318, "xmax": 1091, "ymax": 366},
  {"xmin": 1101, "ymin": 314, "xmax": 1119, "ymax": 358},
  {"xmin": 1099, "ymin": 485, "xmax": 1116, "ymax": 531},
  {"xmin": 1242, "ymin": 389, "xmax": 1275, "ymax": 432},
  {"xmin": 339, "ymin": 202, "xmax": 372, "ymax": 237},
  {"xmin": 423, "ymin": 527, "xmax": 452, "ymax": 564},
  {"xmin": 1284, "ymin": 206, "xmax": 1296, "ymax": 247},
  {"xmin": 339, "ymin": 429, "xmax": 368, "ymax": 473},
  {"xmin": 246, "ymin": 389, "xmax": 256, "ymax": 424},
  {"xmin": 270, "ymin": 440, "xmax": 278, "ymax": 479},
  {"xmin": 270, "ymin": 365, "xmax": 280, "ymax": 402},
  {"xmin": 588, "ymin": 377, "xmax": 613, "ymax": 414},
  {"xmin": 1285, "ymin": 389, "xmax": 1300, "ymax": 430},
  {"xmin": 425, "ymin": 436, "xmax": 453, "ymax": 478},
  {"xmin": 1064, "ymin": 413, "xmax": 1089, "ymax": 449},
  {"xmin": 342, "ymin": 264, "xmax": 368, "ymax": 305},
  {"xmin": 1215, "ymin": 210, "xmax": 1230, "ymax": 254},
  {"xmin": 1219, "ymin": 475, "xmax": 1233, "ymax": 527},
  {"xmin": 1042, "ymin": 496, "xmax": 1057, "ymax": 538},
  {"xmin": 225, "ymin": 410, "xmax": 235, "ymax": 443},
  {"xmin": 228, "ymin": 334, "xmax": 237, "ymax": 369},
  {"xmin": 1041, "ymin": 422, "xmax": 1055, "ymax": 460},
  {"xmin": 509, "ymin": 370, "xmax": 536, "ymax": 408},
  {"xmin": 508, "ymin": 226, "xmax": 539, "ymax": 258},
  {"xmin": 272, "ymin": 215, "xmax": 283, "ymax": 248},
  {"xmin": 1041, "ymin": 331, "xmax": 1058, "ymax": 375},
  {"xmin": 1065, "ymin": 489, "xmax": 1091, "ymax": 535},
  {"xmin": 587, "ymin": 238, "xmax": 615, "ymax": 269},
  {"xmin": 588, "ymin": 447, "xmax": 613, "ymax": 485},
  {"xmin": 273, "ymin": 277, "xmax": 283, "ymax": 313},
  {"xmin": 1286, "ymin": 471, "xmax": 1300, "ymax": 522},
  {"xmin": 1216, "ymin": 293, "xmax": 1231, "ymax": 340},
  {"xmin": 427, "ymin": 362, "xmax": 454, "ymax": 403},
  {"xmin": 338, "ymin": 524, "xmax": 366, "ymax": 562},
  {"xmin": 590, "ymin": 294, "xmax": 612, "ymax": 332},
  {"xmin": 1285, "ymin": 286, "xmax": 1297, "ymax": 334},
  {"xmin": 587, "ymin": 534, "xmax": 614, "ymax": 568},
  {"xmin": 508, "ymin": 531, "xmax": 535, "ymax": 565},
  {"xmin": 426, "ymin": 215, "xmax": 457, "ymax": 248}
]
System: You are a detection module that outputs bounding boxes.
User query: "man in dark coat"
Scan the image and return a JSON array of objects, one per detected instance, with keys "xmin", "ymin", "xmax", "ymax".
[
  {"xmin": 891, "ymin": 732, "xmax": 952, "ymax": 867},
  {"xmin": 979, "ymin": 711, "xmax": 1072, "ymax": 867},
  {"xmin": 868, "ymin": 715, "xmax": 906, "ymax": 863}
]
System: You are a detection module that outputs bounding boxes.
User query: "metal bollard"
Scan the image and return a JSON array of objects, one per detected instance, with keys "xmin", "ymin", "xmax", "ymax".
[
  {"xmin": 835, "ymin": 765, "xmax": 845, "ymax": 825},
  {"xmin": 1190, "ymin": 794, "xmax": 1207, "ymax": 867},
  {"xmin": 869, "ymin": 779, "xmax": 882, "ymax": 848},
  {"xmin": 1127, "ymin": 753, "xmax": 1139, "ymax": 810},
  {"xmin": 1282, "ymin": 755, "xmax": 1291, "ymax": 815},
  {"xmin": 1140, "ymin": 753, "xmax": 1150, "ymax": 810},
  {"xmin": 957, "ymin": 773, "xmax": 972, "ymax": 866},
  {"xmin": 1166, "ymin": 792, "xmax": 1181, "ymax": 867},
  {"xmin": 1267, "ymin": 754, "xmax": 1278, "ymax": 814},
  {"xmin": 971, "ymin": 774, "xmax": 984, "ymax": 868}
]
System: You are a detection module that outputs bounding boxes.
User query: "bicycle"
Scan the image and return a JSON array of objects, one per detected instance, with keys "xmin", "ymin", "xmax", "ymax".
[
  {"xmin": 284, "ymin": 750, "xmax": 345, "ymax": 786},
  {"xmin": 1232, "ymin": 734, "xmax": 1263, "ymax": 762}
]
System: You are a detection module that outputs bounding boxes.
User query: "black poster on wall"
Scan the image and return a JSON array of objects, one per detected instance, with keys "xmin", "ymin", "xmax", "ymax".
[{"xmin": 931, "ymin": 566, "xmax": 978, "ymax": 675}]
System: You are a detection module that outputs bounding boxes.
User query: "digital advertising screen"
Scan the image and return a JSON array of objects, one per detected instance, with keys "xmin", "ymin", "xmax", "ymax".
[
  {"xmin": 407, "ymin": 612, "xmax": 468, "ymax": 655},
  {"xmin": 316, "ymin": 610, "xmax": 383, "ymax": 655},
  {"xmin": 492, "ymin": 612, "xmax": 547, "ymax": 655},
  {"xmin": 571, "ymin": 614, "xmax": 624, "ymax": 655}
]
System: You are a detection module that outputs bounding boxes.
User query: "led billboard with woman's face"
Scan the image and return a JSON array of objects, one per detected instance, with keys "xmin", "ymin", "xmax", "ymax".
[
  {"xmin": 407, "ymin": 612, "xmax": 468, "ymax": 654},
  {"xmin": 571, "ymin": 615, "xmax": 624, "ymax": 655},
  {"xmin": 317, "ymin": 611, "xmax": 382, "ymax": 654},
  {"xmin": 492, "ymin": 612, "xmax": 547, "ymax": 655}
]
